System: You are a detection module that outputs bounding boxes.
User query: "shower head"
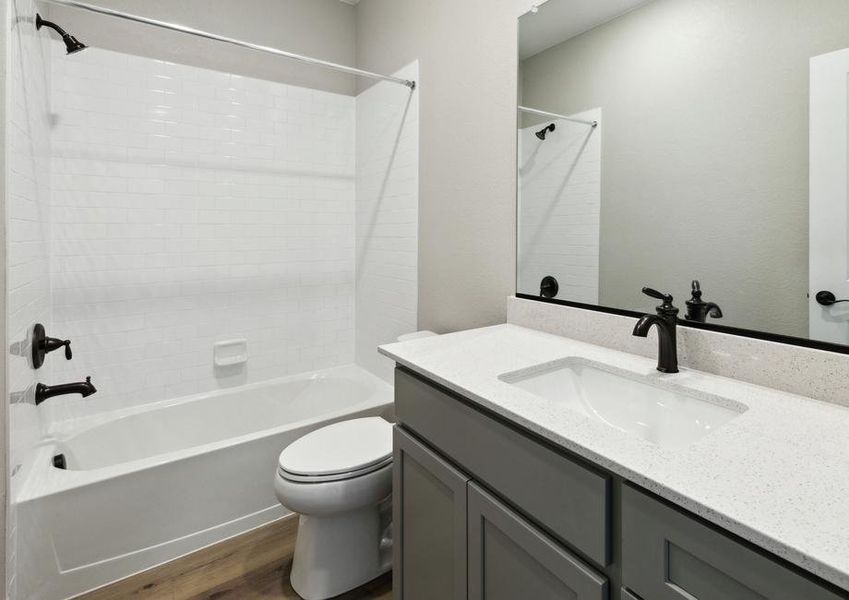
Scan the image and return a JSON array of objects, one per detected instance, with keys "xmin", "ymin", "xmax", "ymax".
[
  {"xmin": 535, "ymin": 123, "xmax": 556, "ymax": 141},
  {"xmin": 63, "ymin": 35, "xmax": 87, "ymax": 55},
  {"xmin": 36, "ymin": 13, "xmax": 87, "ymax": 54}
]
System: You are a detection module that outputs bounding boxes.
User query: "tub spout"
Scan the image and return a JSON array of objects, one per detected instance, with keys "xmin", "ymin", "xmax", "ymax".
[{"xmin": 35, "ymin": 376, "xmax": 96, "ymax": 406}]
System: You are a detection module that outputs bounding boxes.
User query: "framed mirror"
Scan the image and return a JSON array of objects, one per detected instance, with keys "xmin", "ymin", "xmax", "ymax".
[{"xmin": 517, "ymin": 0, "xmax": 849, "ymax": 353}]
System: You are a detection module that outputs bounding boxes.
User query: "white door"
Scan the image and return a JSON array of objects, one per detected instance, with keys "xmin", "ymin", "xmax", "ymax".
[{"xmin": 810, "ymin": 48, "xmax": 849, "ymax": 344}]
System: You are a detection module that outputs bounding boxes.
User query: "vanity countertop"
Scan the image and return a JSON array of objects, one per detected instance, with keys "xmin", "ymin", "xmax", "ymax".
[{"xmin": 379, "ymin": 323, "xmax": 849, "ymax": 591}]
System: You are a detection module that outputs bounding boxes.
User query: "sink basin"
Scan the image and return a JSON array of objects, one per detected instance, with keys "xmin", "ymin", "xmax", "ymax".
[{"xmin": 500, "ymin": 358, "xmax": 746, "ymax": 448}]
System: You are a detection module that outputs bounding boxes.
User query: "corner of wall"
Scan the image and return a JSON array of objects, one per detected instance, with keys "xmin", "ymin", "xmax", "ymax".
[{"xmin": 354, "ymin": 61, "xmax": 419, "ymax": 381}]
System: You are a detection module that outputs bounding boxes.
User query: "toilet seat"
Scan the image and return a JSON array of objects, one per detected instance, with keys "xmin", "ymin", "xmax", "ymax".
[
  {"xmin": 278, "ymin": 456, "xmax": 391, "ymax": 483},
  {"xmin": 278, "ymin": 417, "xmax": 392, "ymax": 483}
]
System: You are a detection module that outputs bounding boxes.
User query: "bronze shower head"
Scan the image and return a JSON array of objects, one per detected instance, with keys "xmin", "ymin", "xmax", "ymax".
[{"xmin": 36, "ymin": 13, "xmax": 87, "ymax": 54}]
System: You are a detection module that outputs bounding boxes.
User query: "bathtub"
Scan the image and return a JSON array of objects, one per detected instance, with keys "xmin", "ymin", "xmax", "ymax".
[{"xmin": 15, "ymin": 364, "xmax": 393, "ymax": 600}]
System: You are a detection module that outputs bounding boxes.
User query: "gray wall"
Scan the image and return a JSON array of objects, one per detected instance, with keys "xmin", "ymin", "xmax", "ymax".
[
  {"xmin": 356, "ymin": 0, "xmax": 529, "ymax": 332},
  {"xmin": 45, "ymin": 0, "xmax": 357, "ymax": 94},
  {"xmin": 521, "ymin": 0, "xmax": 849, "ymax": 337}
]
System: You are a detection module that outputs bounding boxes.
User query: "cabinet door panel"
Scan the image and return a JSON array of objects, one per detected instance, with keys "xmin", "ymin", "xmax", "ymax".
[
  {"xmin": 468, "ymin": 483, "xmax": 607, "ymax": 600},
  {"xmin": 394, "ymin": 427, "xmax": 469, "ymax": 600},
  {"xmin": 622, "ymin": 484, "xmax": 846, "ymax": 600}
]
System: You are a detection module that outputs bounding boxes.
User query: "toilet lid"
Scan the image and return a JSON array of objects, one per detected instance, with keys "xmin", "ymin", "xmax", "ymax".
[{"xmin": 278, "ymin": 417, "xmax": 392, "ymax": 478}]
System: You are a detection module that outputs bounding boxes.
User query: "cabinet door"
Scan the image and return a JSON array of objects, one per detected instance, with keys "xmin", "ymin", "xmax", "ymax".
[
  {"xmin": 468, "ymin": 483, "xmax": 608, "ymax": 600},
  {"xmin": 622, "ymin": 485, "xmax": 847, "ymax": 600},
  {"xmin": 394, "ymin": 426, "xmax": 469, "ymax": 600}
]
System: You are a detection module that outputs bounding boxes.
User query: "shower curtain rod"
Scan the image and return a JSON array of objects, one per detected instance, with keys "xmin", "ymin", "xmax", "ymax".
[
  {"xmin": 518, "ymin": 105, "xmax": 597, "ymax": 127},
  {"xmin": 38, "ymin": 0, "xmax": 416, "ymax": 89}
]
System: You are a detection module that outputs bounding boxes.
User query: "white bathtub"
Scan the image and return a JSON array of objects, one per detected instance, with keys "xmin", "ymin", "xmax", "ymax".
[{"xmin": 15, "ymin": 364, "xmax": 393, "ymax": 600}]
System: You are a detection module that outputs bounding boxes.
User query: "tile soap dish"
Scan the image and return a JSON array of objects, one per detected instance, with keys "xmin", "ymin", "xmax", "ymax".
[{"xmin": 214, "ymin": 338, "xmax": 248, "ymax": 367}]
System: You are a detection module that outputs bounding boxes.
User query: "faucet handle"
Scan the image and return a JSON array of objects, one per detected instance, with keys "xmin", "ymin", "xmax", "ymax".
[
  {"xmin": 642, "ymin": 287, "xmax": 673, "ymax": 303},
  {"xmin": 642, "ymin": 286, "xmax": 679, "ymax": 315},
  {"xmin": 32, "ymin": 323, "xmax": 73, "ymax": 369},
  {"xmin": 691, "ymin": 280, "xmax": 701, "ymax": 296},
  {"xmin": 56, "ymin": 339, "xmax": 72, "ymax": 360}
]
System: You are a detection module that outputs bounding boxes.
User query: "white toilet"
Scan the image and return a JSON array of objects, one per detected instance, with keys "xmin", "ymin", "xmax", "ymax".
[{"xmin": 274, "ymin": 416, "xmax": 393, "ymax": 600}]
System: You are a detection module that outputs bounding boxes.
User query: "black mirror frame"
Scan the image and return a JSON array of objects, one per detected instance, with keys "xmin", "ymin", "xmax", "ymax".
[{"xmin": 514, "ymin": 294, "xmax": 849, "ymax": 356}]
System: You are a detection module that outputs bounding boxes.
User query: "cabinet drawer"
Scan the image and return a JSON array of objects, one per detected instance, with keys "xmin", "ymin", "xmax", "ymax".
[
  {"xmin": 468, "ymin": 483, "xmax": 607, "ymax": 600},
  {"xmin": 395, "ymin": 367, "xmax": 610, "ymax": 566},
  {"xmin": 622, "ymin": 484, "xmax": 847, "ymax": 600}
]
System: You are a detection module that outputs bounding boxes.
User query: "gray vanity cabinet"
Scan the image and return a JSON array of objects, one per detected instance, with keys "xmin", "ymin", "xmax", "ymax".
[
  {"xmin": 468, "ymin": 483, "xmax": 608, "ymax": 600},
  {"xmin": 393, "ymin": 427, "xmax": 469, "ymax": 600},
  {"xmin": 393, "ymin": 367, "xmax": 849, "ymax": 600},
  {"xmin": 621, "ymin": 485, "xmax": 846, "ymax": 600}
]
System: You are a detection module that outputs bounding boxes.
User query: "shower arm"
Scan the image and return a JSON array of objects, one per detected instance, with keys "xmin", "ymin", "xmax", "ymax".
[
  {"xmin": 35, "ymin": 14, "xmax": 70, "ymax": 37},
  {"xmin": 37, "ymin": 0, "xmax": 416, "ymax": 89}
]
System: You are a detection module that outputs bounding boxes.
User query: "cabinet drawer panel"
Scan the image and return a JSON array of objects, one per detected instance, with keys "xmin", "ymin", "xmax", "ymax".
[
  {"xmin": 622, "ymin": 485, "xmax": 846, "ymax": 600},
  {"xmin": 468, "ymin": 483, "xmax": 608, "ymax": 600},
  {"xmin": 395, "ymin": 367, "xmax": 610, "ymax": 566}
]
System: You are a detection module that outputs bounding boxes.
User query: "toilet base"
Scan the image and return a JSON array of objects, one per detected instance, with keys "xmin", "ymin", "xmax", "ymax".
[{"xmin": 290, "ymin": 501, "xmax": 392, "ymax": 600}]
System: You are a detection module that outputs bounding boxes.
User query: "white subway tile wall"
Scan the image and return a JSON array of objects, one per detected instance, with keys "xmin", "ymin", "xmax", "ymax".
[
  {"xmin": 355, "ymin": 63, "xmax": 419, "ymax": 381},
  {"xmin": 47, "ymin": 48, "xmax": 358, "ymax": 420},
  {"xmin": 7, "ymin": 2, "xmax": 52, "ymax": 594},
  {"xmin": 517, "ymin": 109, "xmax": 601, "ymax": 303}
]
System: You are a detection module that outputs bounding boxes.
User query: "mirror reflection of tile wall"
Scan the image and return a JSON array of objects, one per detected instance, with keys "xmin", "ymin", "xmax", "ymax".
[{"xmin": 518, "ymin": 109, "xmax": 601, "ymax": 304}]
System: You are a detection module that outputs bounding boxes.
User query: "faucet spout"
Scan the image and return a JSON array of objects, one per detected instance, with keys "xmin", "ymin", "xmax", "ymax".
[
  {"xmin": 704, "ymin": 302, "xmax": 723, "ymax": 319},
  {"xmin": 632, "ymin": 314, "xmax": 661, "ymax": 338},
  {"xmin": 35, "ymin": 376, "xmax": 96, "ymax": 406}
]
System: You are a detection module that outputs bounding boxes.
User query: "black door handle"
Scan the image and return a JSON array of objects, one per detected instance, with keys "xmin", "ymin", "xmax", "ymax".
[{"xmin": 815, "ymin": 290, "xmax": 849, "ymax": 306}]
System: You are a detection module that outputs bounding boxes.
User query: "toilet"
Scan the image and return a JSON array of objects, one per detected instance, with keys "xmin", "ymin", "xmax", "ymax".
[{"xmin": 274, "ymin": 416, "xmax": 393, "ymax": 600}]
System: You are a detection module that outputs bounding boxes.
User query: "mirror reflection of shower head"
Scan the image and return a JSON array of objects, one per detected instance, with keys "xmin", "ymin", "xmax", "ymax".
[
  {"xmin": 36, "ymin": 13, "xmax": 87, "ymax": 54},
  {"xmin": 535, "ymin": 123, "xmax": 555, "ymax": 140}
]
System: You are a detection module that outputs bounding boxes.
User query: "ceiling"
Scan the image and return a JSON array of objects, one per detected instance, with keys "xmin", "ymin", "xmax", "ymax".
[{"xmin": 519, "ymin": 0, "xmax": 651, "ymax": 60}]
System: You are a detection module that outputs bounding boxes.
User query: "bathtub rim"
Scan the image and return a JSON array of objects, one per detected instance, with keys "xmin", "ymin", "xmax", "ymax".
[
  {"xmin": 46, "ymin": 363, "xmax": 388, "ymax": 438},
  {"xmin": 16, "ymin": 364, "xmax": 393, "ymax": 503}
]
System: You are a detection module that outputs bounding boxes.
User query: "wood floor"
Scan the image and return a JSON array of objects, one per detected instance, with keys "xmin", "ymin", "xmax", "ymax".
[{"xmin": 75, "ymin": 515, "xmax": 392, "ymax": 600}]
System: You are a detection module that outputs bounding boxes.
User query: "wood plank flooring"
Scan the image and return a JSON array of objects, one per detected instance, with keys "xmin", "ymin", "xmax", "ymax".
[{"xmin": 75, "ymin": 515, "xmax": 392, "ymax": 600}]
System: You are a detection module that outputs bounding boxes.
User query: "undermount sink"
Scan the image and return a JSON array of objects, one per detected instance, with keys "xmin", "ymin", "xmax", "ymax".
[{"xmin": 500, "ymin": 358, "xmax": 746, "ymax": 449}]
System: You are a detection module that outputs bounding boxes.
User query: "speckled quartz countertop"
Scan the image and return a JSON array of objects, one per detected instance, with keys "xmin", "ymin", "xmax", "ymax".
[{"xmin": 378, "ymin": 323, "xmax": 849, "ymax": 592}]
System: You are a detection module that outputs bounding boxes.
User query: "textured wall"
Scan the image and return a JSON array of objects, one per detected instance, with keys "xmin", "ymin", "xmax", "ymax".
[
  {"xmin": 44, "ymin": 0, "xmax": 358, "ymax": 95},
  {"xmin": 48, "ymin": 47, "xmax": 357, "ymax": 420},
  {"xmin": 518, "ymin": 108, "xmax": 601, "ymax": 303},
  {"xmin": 355, "ymin": 62, "xmax": 419, "ymax": 381},
  {"xmin": 521, "ymin": 0, "xmax": 849, "ymax": 337},
  {"xmin": 356, "ymin": 0, "xmax": 527, "ymax": 333}
]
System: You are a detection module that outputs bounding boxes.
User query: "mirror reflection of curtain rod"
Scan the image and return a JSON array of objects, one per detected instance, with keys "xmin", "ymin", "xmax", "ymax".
[
  {"xmin": 37, "ymin": 0, "xmax": 417, "ymax": 89},
  {"xmin": 518, "ymin": 105, "xmax": 597, "ymax": 127}
]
